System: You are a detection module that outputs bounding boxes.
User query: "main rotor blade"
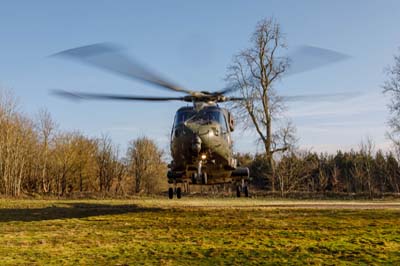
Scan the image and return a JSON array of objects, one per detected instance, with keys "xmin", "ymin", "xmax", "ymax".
[
  {"xmin": 219, "ymin": 46, "xmax": 350, "ymax": 98},
  {"xmin": 285, "ymin": 45, "xmax": 351, "ymax": 76},
  {"xmin": 52, "ymin": 43, "xmax": 195, "ymax": 95},
  {"xmin": 282, "ymin": 92, "xmax": 359, "ymax": 102},
  {"xmin": 52, "ymin": 90, "xmax": 186, "ymax": 102},
  {"xmin": 212, "ymin": 86, "xmax": 238, "ymax": 96},
  {"xmin": 224, "ymin": 97, "xmax": 247, "ymax": 101}
]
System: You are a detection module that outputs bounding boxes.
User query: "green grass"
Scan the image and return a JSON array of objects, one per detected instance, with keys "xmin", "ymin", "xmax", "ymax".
[{"xmin": 0, "ymin": 198, "xmax": 399, "ymax": 265}]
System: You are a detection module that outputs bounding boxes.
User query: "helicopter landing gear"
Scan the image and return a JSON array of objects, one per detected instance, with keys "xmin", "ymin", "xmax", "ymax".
[
  {"xmin": 191, "ymin": 173, "xmax": 197, "ymax": 184},
  {"xmin": 236, "ymin": 185, "xmax": 241, "ymax": 197},
  {"xmin": 201, "ymin": 173, "xmax": 207, "ymax": 185},
  {"xmin": 168, "ymin": 180, "xmax": 183, "ymax": 199},
  {"xmin": 235, "ymin": 178, "xmax": 249, "ymax": 198},
  {"xmin": 176, "ymin": 187, "xmax": 182, "ymax": 199},
  {"xmin": 193, "ymin": 161, "xmax": 207, "ymax": 184},
  {"xmin": 244, "ymin": 185, "xmax": 249, "ymax": 197},
  {"xmin": 191, "ymin": 172, "xmax": 208, "ymax": 185}
]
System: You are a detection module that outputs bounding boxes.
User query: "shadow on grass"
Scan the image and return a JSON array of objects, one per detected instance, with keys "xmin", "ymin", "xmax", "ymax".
[{"xmin": 0, "ymin": 203, "xmax": 164, "ymax": 222}]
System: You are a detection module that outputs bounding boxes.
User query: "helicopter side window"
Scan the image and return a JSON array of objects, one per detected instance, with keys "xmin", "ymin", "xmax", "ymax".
[{"xmin": 218, "ymin": 112, "xmax": 228, "ymax": 133}]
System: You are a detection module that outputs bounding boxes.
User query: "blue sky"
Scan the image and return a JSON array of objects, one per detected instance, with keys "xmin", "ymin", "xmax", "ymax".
[{"xmin": 0, "ymin": 1, "xmax": 399, "ymax": 154}]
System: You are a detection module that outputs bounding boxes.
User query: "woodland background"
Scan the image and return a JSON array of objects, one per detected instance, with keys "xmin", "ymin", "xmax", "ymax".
[{"xmin": 0, "ymin": 90, "xmax": 398, "ymax": 199}]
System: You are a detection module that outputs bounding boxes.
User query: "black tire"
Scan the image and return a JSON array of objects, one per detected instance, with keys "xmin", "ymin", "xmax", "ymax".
[
  {"xmin": 236, "ymin": 186, "xmax": 241, "ymax": 198},
  {"xmin": 244, "ymin": 186, "xmax": 249, "ymax": 197},
  {"xmin": 176, "ymin": 187, "xmax": 182, "ymax": 199},
  {"xmin": 168, "ymin": 188, "xmax": 174, "ymax": 199}
]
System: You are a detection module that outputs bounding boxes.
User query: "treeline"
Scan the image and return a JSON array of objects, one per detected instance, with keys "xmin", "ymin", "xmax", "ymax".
[
  {"xmin": 0, "ymin": 91, "xmax": 167, "ymax": 197},
  {"xmin": 1, "ymin": 90, "xmax": 400, "ymax": 198},
  {"xmin": 238, "ymin": 147, "xmax": 400, "ymax": 197}
]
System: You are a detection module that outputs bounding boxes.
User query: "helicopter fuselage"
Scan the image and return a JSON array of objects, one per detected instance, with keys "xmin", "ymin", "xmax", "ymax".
[{"xmin": 168, "ymin": 105, "xmax": 248, "ymax": 185}]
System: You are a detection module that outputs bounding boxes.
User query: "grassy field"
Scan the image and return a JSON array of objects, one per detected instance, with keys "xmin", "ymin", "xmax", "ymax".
[{"xmin": 0, "ymin": 198, "xmax": 399, "ymax": 265}]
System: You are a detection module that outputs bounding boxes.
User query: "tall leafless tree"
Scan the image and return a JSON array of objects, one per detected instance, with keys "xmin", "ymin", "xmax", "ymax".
[
  {"xmin": 383, "ymin": 48, "xmax": 400, "ymax": 154},
  {"xmin": 226, "ymin": 18, "xmax": 296, "ymax": 191},
  {"xmin": 35, "ymin": 108, "xmax": 57, "ymax": 193}
]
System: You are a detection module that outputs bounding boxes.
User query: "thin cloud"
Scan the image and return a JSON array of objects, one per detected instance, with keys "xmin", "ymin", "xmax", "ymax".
[{"xmin": 286, "ymin": 91, "xmax": 387, "ymax": 118}]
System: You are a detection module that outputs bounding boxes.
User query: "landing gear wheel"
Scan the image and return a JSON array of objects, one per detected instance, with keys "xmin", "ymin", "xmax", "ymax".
[
  {"xmin": 201, "ymin": 173, "xmax": 208, "ymax": 185},
  {"xmin": 168, "ymin": 187, "xmax": 174, "ymax": 199},
  {"xmin": 191, "ymin": 173, "xmax": 197, "ymax": 184},
  {"xmin": 236, "ymin": 186, "xmax": 241, "ymax": 198},
  {"xmin": 244, "ymin": 186, "xmax": 249, "ymax": 198},
  {"xmin": 176, "ymin": 187, "xmax": 182, "ymax": 199}
]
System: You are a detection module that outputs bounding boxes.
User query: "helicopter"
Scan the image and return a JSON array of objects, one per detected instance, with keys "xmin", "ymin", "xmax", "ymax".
[
  {"xmin": 53, "ymin": 43, "xmax": 351, "ymax": 199},
  {"xmin": 53, "ymin": 43, "xmax": 252, "ymax": 199}
]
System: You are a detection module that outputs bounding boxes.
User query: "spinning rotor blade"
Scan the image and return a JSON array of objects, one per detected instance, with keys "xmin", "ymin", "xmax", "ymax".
[
  {"xmin": 213, "ymin": 46, "xmax": 350, "ymax": 97},
  {"xmin": 282, "ymin": 92, "xmax": 359, "ymax": 102},
  {"xmin": 212, "ymin": 86, "xmax": 238, "ymax": 96},
  {"xmin": 285, "ymin": 45, "xmax": 350, "ymax": 76},
  {"xmin": 52, "ymin": 43, "xmax": 196, "ymax": 95},
  {"xmin": 224, "ymin": 97, "xmax": 247, "ymax": 101},
  {"xmin": 52, "ymin": 90, "xmax": 186, "ymax": 102},
  {"xmin": 52, "ymin": 43, "xmax": 352, "ymax": 104}
]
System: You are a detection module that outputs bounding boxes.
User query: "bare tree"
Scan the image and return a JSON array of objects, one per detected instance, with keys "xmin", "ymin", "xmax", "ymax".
[
  {"xmin": 53, "ymin": 133, "xmax": 78, "ymax": 196},
  {"xmin": 0, "ymin": 90, "xmax": 37, "ymax": 196},
  {"xmin": 35, "ymin": 108, "xmax": 57, "ymax": 193},
  {"xmin": 383, "ymin": 48, "xmax": 400, "ymax": 152},
  {"xmin": 360, "ymin": 136, "xmax": 375, "ymax": 197},
  {"xmin": 73, "ymin": 134, "xmax": 98, "ymax": 193},
  {"xmin": 113, "ymin": 157, "xmax": 127, "ymax": 196},
  {"xmin": 126, "ymin": 137, "xmax": 167, "ymax": 194},
  {"xmin": 96, "ymin": 135, "xmax": 119, "ymax": 193},
  {"xmin": 226, "ymin": 18, "xmax": 296, "ymax": 191}
]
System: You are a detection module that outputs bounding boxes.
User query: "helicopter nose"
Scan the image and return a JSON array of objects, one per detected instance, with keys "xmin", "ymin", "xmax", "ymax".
[
  {"xmin": 192, "ymin": 135, "xmax": 202, "ymax": 154},
  {"xmin": 185, "ymin": 122, "xmax": 217, "ymax": 147}
]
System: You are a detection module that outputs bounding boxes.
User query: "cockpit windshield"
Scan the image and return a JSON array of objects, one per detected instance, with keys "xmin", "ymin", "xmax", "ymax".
[
  {"xmin": 174, "ymin": 110, "xmax": 195, "ymax": 126},
  {"xmin": 194, "ymin": 110, "xmax": 225, "ymax": 124},
  {"xmin": 191, "ymin": 109, "xmax": 229, "ymax": 131},
  {"xmin": 174, "ymin": 108, "xmax": 228, "ymax": 131}
]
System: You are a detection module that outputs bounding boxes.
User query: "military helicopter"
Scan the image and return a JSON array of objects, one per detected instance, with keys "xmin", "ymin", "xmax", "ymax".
[
  {"xmin": 53, "ymin": 43, "xmax": 251, "ymax": 199},
  {"xmin": 53, "ymin": 43, "xmax": 350, "ymax": 199}
]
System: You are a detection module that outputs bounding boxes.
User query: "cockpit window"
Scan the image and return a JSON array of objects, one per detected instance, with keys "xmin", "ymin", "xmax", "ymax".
[
  {"xmin": 174, "ymin": 108, "xmax": 229, "ymax": 131},
  {"xmin": 174, "ymin": 111, "xmax": 195, "ymax": 126},
  {"xmin": 192, "ymin": 109, "xmax": 228, "ymax": 131}
]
